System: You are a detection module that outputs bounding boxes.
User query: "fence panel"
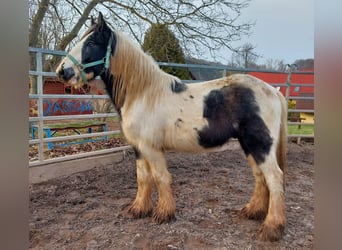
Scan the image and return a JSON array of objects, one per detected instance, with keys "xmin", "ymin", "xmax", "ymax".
[{"xmin": 29, "ymin": 48, "xmax": 128, "ymax": 167}]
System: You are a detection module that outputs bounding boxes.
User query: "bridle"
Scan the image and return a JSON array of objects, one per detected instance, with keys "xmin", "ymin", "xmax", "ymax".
[{"xmin": 65, "ymin": 35, "xmax": 114, "ymax": 85}]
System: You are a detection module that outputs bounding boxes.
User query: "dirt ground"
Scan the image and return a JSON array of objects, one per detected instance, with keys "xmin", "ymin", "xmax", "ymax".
[{"xmin": 29, "ymin": 140, "xmax": 314, "ymax": 249}]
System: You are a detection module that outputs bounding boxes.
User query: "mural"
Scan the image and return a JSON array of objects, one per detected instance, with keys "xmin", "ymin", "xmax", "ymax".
[{"xmin": 29, "ymin": 99, "xmax": 94, "ymax": 117}]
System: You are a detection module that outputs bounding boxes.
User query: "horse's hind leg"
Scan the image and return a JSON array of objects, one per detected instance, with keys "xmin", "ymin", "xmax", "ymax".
[
  {"xmin": 241, "ymin": 155, "xmax": 269, "ymax": 220},
  {"xmin": 255, "ymin": 153, "xmax": 285, "ymax": 241},
  {"xmin": 127, "ymin": 157, "xmax": 154, "ymax": 218}
]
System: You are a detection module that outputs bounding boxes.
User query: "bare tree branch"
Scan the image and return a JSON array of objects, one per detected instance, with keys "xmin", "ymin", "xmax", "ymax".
[
  {"xmin": 29, "ymin": 0, "xmax": 50, "ymax": 47},
  {"xmin": 230, "ymin": 42, "xmax": 260, "ymax": 68},
  {"xmin": 29, "ymin": 0, "xmax": 254, "ymax": 63},
  {"xmin": 57, "ymin": 0, "xmax": 105, "ymax": 51}
]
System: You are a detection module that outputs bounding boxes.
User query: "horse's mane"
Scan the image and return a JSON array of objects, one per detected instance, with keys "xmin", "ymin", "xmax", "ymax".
[{"xmin": 110, "ymin": 31, "xmax": 178, "ymax": 110}]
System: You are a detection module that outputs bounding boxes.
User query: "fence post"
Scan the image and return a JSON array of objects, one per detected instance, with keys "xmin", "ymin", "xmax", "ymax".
[
  {"xmin": 285, "ymin": 64, "xmax": 299, "ymax": 101},
  {"xmin": 286, "ymin": 64, "xmax": 302, "ymax": 143},
  {"xmin": 36, "ymin": 51, "xmax": 44, "ymax": 162}
]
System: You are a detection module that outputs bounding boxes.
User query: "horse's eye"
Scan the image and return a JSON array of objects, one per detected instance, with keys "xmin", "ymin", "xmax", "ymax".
[{"xmin": 88, "ymin": 41, "xmax": 95, "ymax": 47}]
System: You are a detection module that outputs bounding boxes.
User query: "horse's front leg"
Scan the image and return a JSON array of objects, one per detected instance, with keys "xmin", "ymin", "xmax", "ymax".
[
  {"xmin": 140, "ymin": 146, "xmax": 176, "ymax": 224},
  {"xmin": 127, "ymin": 156, "xmax": 154, "ymax": 218}
]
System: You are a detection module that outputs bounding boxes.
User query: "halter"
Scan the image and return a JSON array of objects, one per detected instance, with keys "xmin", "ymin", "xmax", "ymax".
[{"xmin": 66, "ymin": 35, "xmax": 113, "ymax": 85}]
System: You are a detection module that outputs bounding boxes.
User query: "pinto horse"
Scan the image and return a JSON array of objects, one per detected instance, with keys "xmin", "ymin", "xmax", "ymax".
[{"xmin": 56, "ymin": 12, "xmax": 287, "ymax": 241}]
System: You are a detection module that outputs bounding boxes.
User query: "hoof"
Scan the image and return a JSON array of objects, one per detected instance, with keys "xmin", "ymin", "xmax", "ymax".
[
  {"xmin": 240, "ymin": 205, "xmax": 267, "ymax": 220},
  {"xmin": 258, "ymin": 222, "xmax": 284, "ymax": 242},
  {"xmin": 152, "ymin": 209, "xmax": 175, "ymax": 224},
  {"xmin": 127, "ymin": 203, "xmax": 152, "ymax": 219}
]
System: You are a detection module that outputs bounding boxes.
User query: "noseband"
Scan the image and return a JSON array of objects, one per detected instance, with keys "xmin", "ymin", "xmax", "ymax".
[{"xmin": 66, "ymin": 35, "xmax": 113, "ymax": 85}]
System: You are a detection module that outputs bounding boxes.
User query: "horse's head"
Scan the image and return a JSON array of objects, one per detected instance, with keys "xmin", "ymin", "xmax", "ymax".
[{"xmin": 56, "ymin": 12, "xmax": 115, "ymax": 87}]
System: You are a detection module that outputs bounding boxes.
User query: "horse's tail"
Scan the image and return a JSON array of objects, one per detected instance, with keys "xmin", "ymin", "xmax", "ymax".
[{"xmin": 276, "ymin": 91, "xmax": 287, "ymax": 189}]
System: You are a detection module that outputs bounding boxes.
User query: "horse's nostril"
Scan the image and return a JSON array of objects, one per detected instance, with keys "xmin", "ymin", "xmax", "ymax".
[{"xmin": 59, "ymin": 67, "xmax": 75, "ymax": 81}]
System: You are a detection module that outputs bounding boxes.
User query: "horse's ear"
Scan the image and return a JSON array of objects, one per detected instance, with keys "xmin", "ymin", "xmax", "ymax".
[
  {"xmin": 91, "ymin": 15, "xmax": 96, "ymax": 25},
  {"xmin": 97, "ymin": 12, "xmax": 104, "ymax": 23},
  {"xmin": 96, "ymin": 12, "xmax": 109, "ymax": 33}
]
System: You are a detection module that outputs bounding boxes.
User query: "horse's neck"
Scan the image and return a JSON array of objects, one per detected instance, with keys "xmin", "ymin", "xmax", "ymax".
[
  {"xmin": 116, "ymin": 37, "xmax": 169, "ymax": 84},
  {"xmin": 109, "ymin": 35, "xmax": 174, "ymax": 111}
]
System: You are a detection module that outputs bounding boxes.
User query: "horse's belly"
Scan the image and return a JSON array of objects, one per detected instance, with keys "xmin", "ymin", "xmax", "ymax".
[
  {"xmin": 163, "ymin": 123, "xmax": 234, "ymax": 153},
  {"xmin": 166, "ymin": 139, "xmax": 232, "ymax": 154}
]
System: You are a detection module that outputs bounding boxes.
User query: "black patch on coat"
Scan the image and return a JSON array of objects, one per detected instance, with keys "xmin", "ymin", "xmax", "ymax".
[
  {"xmin": 101, "ymin": 70, "xmax": 113, "ymax": 97},
  {"xmin": 197, "ymin": 85, "xmax": 273, "ymax": 165},
  {"xmin": 100, "ymin": 70, "xmax": 125, "ymax": 116},
  {"xmin": 133, "ymin": 147, "xmax": 141, "ymax": 159},
  {"xmin": 171, "ymin": 80, "xmax": 187, "ymax": 93}
]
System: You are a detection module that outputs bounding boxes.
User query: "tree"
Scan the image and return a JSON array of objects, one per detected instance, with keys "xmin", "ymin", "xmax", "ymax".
[
  {"xmin": 142, "ymin": 23, "xmax": 190, "ymax": 79},
  {"xmin": 29, "ymin": 0, "xmax": 107, "ymax": 93},
  {"xmin": 29, "ymin": 0, "xmax": 49, "ymax": 48},
  {"xmin": 230, "ymin": 42, "xmax": 260, "ymax": 68},
  {"xmin": 293, "ymin": 59, "xmax": 314, "ymax": 71},
  {"xmin": 263, "ymin": 58, "xmax": 287, "ymax": 71},
  {"xmin": 29, "ymin": 0, "xmax": 253, "ymax": 63},
  {"xmin": 29, "ymin": 0, "xmax": 254, "ymax": 93}
]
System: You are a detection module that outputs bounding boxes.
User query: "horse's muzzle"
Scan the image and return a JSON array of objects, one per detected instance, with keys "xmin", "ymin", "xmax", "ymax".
[{"xmin": 56, "ymin": 65, "xmax": 75, "ymax": 82}]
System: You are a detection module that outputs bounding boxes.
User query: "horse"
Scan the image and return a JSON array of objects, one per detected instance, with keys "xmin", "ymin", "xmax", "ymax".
[{"xmin": 56, "ymin": 12, "xmax": 287, "ymax": 242}]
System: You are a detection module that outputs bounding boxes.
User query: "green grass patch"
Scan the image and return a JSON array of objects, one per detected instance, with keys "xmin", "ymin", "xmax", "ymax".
[
  {"xmin": 104, "ymin": 116, "xmax": 120, "ymax": 122},
  {"xmin": 288, "ymin": 124, "xmax": 314, "ymax": 135}
]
